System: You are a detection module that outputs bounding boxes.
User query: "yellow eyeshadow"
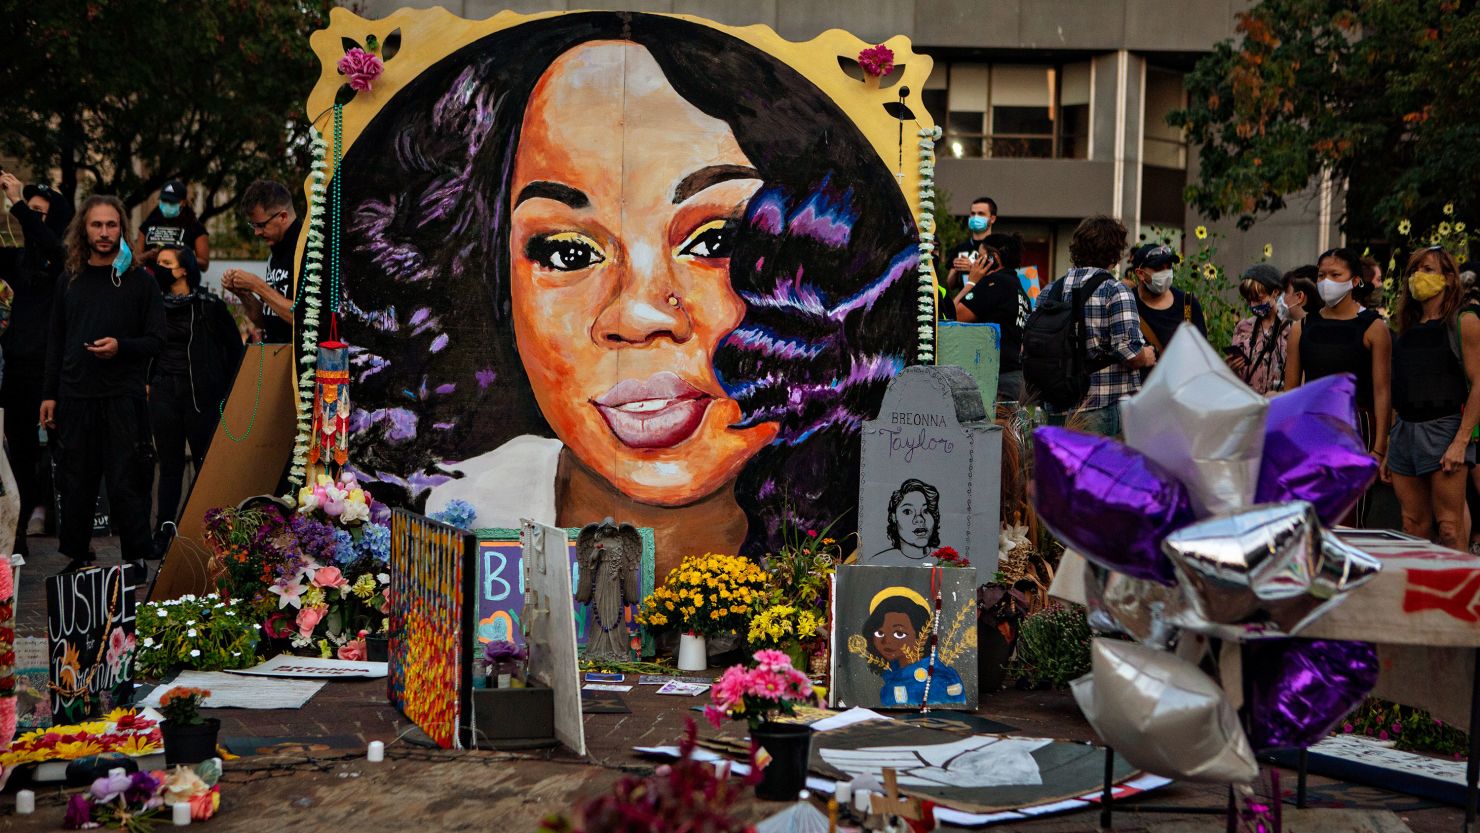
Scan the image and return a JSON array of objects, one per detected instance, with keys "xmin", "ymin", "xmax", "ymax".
[{"xmin": 677, "ymin": 219, "xmax": 727, "ymax": 252}]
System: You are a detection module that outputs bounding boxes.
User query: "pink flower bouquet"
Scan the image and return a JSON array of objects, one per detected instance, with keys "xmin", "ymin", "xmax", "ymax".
[
  {"xmin": 338, "ymin": 47, "xmax": 384, "ymax": 92},
  {"xmin": 704, "ymin": 650, "xmax": 816, "ymax": 731},
  {"xmin": 857, "ymin": 44, "xmax": 895, "ymax": 78}
]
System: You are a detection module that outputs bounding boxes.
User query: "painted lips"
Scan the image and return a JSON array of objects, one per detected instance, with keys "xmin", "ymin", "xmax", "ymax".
[{"xmin": 593, "ymin": 371, "xmax": 713, "ymax": 449}]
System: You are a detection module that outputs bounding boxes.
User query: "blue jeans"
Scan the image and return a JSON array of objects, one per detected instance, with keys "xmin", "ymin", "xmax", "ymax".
[{"xmin": 1047, "ymin": 403, "xmax": 1122, "ymax": 438}]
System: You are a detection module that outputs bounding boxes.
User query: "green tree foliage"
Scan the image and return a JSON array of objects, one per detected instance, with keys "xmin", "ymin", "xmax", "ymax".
[
  {"xmin": 0, "ymin": 0, "xmax": 333, "ymax": 221},
  {"xmin": 1170, "ymin": 0, "xmax": 1480, "ymax": 242}
]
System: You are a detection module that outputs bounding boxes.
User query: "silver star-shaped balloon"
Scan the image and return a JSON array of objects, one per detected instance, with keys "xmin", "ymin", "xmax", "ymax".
[
  {"xmin": 1121, "ymin": 326, "xmax": 1268, "ymax": 517},
  {"xmin": 1161, "ymin": 501, "xmax": 1381, "ymax": 637}
]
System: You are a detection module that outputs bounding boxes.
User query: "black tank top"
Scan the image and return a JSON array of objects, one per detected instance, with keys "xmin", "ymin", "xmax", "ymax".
[
  {"xmin": 1393, "ymin": 318, "xmax": 1467, "ymax": 422},
  {"xmin": 1300, "ymin": 308, "xmax": 1380, "ymax": 409}
]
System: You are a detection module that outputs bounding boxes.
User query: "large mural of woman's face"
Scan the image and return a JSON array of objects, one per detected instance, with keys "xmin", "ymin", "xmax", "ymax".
[{"xmin": 312, "ymin": 11, "xmax": 931, "ymax": 576}]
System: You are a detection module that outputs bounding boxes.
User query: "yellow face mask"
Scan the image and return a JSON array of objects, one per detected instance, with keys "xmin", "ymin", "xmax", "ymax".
[{"xmin": 1409, "ymin": 270, "xmax": 1446, "ymax": 302}]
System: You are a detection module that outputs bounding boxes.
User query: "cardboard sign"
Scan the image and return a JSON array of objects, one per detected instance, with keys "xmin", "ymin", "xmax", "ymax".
[
  {"xmin": 45, "ymin": 566, "xmax": 139, "ymax": 723},
  {"xmin": 857, "ymin": 366, "xmax": 1002, "ymax": 574},
  {"xmin": 830, "ymin": 565, "xmax": 979, "ymax": 711},
  {"xmin": 473, "ymin": 527, "xmax": 654, "ymax": 654}
]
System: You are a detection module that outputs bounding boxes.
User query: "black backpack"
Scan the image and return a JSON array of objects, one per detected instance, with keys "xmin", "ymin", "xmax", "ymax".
[{"xmin": 1022, "ymin": 270, "xmax": 1117, "ymax": 409}]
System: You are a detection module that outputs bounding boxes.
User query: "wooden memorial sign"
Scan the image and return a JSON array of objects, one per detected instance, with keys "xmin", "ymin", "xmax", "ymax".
[{"xmin": 46, "ymin": 565, "xmax": 139, "ymax": 723}]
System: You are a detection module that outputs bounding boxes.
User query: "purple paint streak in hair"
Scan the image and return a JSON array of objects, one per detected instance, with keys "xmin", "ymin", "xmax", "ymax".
[
  {"xmin": 829, "ymin": 248, "xmax": 917, "ymax": 321},
  {"xmin": 409, "ymin": 307, "xmax": 431, "ymax": 327},
  {"xmin": 785, "ymin": 186, "xmax": 856, "ymax": 249},
  {"xmin": 476, "ymin": 368, "xmax": 497, "ymax": 389},
  {"xmin": 435, "ymin": 383, "xmax": 457, "ymax": 395},
  {"xmin": 722, "ymin": 327, "xmax": 827, "ymax": 362},
  {"xmin": 749, "ymin": 191, "xmax": 786, "ymax": 236},
  {"xmin": 433, "ymin": 422, "xmax": 456, "ymax": 430},
  {"xmin": 430, "ymin": 334, "xmax": 450, "ymax": 353}
]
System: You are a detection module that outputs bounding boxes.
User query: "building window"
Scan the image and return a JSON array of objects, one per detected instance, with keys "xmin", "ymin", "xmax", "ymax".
[
  {"xmin": 924, "ymin": 61, "xmax": 1092, "ymax": 161},
  {"xmin": 1144, "ymin": 67, "xmax": 1187, "ymax": 170}
]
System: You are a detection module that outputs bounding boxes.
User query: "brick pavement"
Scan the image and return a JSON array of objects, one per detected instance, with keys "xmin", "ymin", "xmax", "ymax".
[{"xmin": 0, "ymin": 533, "xmax": 1467, "ymax": 832}]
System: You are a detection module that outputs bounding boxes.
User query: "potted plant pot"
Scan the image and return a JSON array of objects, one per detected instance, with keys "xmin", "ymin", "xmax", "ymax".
[
  {"xmin": 162, "ymin": 719, "xmax": 221, "ymax": 766},
  {"xmin": 751, "ymin": 721, "xmax": 813, "ymax": 801},
  {"xmin": 677, "ymin": 633, "xmax": 707, "ymax": 672}
]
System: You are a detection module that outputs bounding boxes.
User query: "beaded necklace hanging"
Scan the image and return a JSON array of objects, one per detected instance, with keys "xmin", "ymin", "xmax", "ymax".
[{"xmin": 918, "ymin": 566, "xmax": 943, "ymax": 714}]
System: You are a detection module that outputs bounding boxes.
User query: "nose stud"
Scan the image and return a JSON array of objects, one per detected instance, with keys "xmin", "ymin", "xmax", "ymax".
[{"xmin": 667, "ymin": 293, "xmax": 681, "ymax": 308}]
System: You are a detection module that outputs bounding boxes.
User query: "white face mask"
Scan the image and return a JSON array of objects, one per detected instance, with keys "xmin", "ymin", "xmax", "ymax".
[
  {"xmin": 1145, "ymin": 269, "xmax": 1174, "ymax": 295},
  {"xmin": 1317, "ymin": 278, "xmax": 1352, "ymax": 306},
  {"xmin": 1275, "ymin": 294, "xmax": 1293, "ymax": 322}
]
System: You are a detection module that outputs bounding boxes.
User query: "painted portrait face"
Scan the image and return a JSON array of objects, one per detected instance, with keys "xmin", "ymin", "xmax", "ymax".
[
  {"xmin": 871, "ymin": 611, "xmax": 916, "ymax": 664},
  {"xmin": 893, "ymin": 491, "xmax": 934, "ymax": 548},
  {"xmin": 509, "ymin": 41, "xmax": 779, "ymax": 507}
]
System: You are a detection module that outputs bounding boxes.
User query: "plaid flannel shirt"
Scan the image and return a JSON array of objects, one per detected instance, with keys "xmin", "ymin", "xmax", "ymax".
[{"xmin": 1052, "ymin": 267, "xmax": 1146, "ymax": 411}]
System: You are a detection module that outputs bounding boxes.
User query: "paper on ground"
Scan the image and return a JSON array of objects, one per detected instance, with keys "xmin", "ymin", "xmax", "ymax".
[
  {"xmin": 228, "ymin": 654, "xmax": 388, "ymax": 679},
  {"xmin": 583, "ymin": 683, "xmax": 634, "ymax": 692},
  {"xmin": 141, "ymin": 671, "xmax": 325, "ymax": 710}
]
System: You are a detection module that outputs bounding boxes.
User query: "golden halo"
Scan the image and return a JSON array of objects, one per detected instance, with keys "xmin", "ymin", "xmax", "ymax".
[{"xmin": 868, "ymin": 585, "xmax": 929, "ymax": 616}]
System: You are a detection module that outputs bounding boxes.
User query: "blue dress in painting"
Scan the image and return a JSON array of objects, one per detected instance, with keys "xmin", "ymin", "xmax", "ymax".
[{"xmin": 879, "ymin": 656, "xmax": 967, "ymax": 706}]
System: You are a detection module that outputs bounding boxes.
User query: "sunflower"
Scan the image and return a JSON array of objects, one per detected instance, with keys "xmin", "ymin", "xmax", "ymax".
[
  {"xmin": 1194, "ymin": 225, "xmax": 1208, "ymax": 240},
  {"xmin": 1399, "ymin": 219, "xmax": 1412, "ymax": 235},
  {"xmin": 1440, "ymin": 222, "xmax": 1453, "ymax": 236},
  {"xmin": 1458, "ymin": 222, "xmax": 1468, "ymax": 233},
  {"xmin": 1445, "ymin": 202, "xmax": 1455, "ymax": 216},
  {"xmin": 1202, "ymin": 263, "xmax": 1218, "ymax": 280},
  {"xmin": 1262, "ymin": 243, "xmax": 1273, "ymax": 259}
]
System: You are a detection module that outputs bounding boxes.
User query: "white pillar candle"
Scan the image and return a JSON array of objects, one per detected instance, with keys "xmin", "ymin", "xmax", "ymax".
[
  {"xmin": 15, "ymin": 790, "xmax": 34, "ymax": 814},
  {"xmin": 172, "ymin": 802, "xmax": 191, "ymax": 826},
  {"xmin": 367, "ymin": 740, "xmax": 385, "ymax": 762},
  {"xmin": 853, "ymin": 790, "xmax": 871, "ymax": 815},
  {"xmin": 834, "ymin": 780, "xmax": 852, "ymax": 806}
]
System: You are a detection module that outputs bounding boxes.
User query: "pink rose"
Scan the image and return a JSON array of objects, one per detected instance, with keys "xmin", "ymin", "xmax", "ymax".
[
  {"xmin": 337, "ymin": 47, "xmax": 384, "ymax": 92},
  {"xmin": 337, "ymin": 638, "xmax": 366, "ymax": 662},
  {"xmin": 312, "ymin": 566, "xmax": 348, "ymax": 589},
  {"xmin": 295, "ymin": 605, "xmax": 327, "ymax": 638}
]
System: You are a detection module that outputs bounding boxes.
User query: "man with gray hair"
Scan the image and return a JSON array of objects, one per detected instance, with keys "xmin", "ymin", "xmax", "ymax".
[{"xmin": 223, "ymin": 180, "xmax": 300, "ymax": 344}]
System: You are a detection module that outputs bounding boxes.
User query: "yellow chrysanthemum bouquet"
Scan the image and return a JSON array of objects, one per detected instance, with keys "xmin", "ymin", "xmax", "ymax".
[{"xmin": 636, "ymin": 553, "xmax": 770, "ymax": 638}]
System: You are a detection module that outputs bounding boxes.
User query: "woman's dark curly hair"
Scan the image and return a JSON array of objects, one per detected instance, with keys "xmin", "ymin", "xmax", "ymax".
[
  {"xmin": 1068, "ymin": 215, "xmax": 1128, "ymax": 270},
  {"xmin": 324, "ymin": 12, "xmax": 921, "ymax": 557},
  {"xmin": 884, "ymin": 478, "xmax": 941, "ymax": 550}
]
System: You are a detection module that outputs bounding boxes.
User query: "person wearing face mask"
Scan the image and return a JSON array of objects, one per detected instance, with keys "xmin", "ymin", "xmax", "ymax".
[
  {"xmin": 1128, "ymin": 243, "xmax": 1206, "ymax": 363},
  {"xmin": 1285, "ymin": 246, "xmax": 1392, "ymax": 525},
  {"xmin": 1386, "ymin": 247, "xmax": 1480, "ymax": 550},
  {"xmin": 953, "ymin": 233, "xmax": 1028, "ymax": 401},
  {"xmin": 941, "ymin": 197, "xmax": 999, "ymax": 315},
  {"xmin": 1278, "ymin": 265, "xmax": 1319, "ymax": 324},
  {"xmin": 137, "ymin": 179, "xmax": 210, "ymax": 270},
  {"xmin": 1228, "ymin": 264, "xmax": 1288, "ymax": 395},
  {"xmin": 146, "ymin": 246, "xmax": 244, "ymax": 558}
]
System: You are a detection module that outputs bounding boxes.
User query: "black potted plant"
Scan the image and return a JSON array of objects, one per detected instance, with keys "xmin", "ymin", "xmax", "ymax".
[
  {"xmin": 158, "ymin": 687, "xmax": 219, "ymax": 766},
  {"xmin": 705, "ymin": 650, "xmax": 817, "ymax": 801}
]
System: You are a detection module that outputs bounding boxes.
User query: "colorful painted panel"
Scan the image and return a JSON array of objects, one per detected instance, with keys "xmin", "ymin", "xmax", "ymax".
[
  {"xmin": 304, "ymin": 9, "xmax": 936, "ymax": 580},
  {"xmin": 45, "ymin": 566, "xmax": 139, "ymax": 723},
  {"xmin": 389, "ymin": 509, "xmax": 475, "ymax": 749},
  {"xmin": 473, "ymin": 528, "xmax": 654, "ymax": 655},
  {"xmin": 830, "ymin": 564, "xmax": 979, "ymax": 711}
]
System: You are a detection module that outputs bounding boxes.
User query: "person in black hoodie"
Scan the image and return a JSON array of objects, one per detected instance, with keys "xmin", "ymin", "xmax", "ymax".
[
  {"xmin": 147, "ymin": 246, "xmax": 243, "ymax": 555},
  {"xmin": 41, "ymin": 195, "xmax": 165, "ymax": 574},
  {"xmin": 0, "ymin": 172, "xmax": 73, "ymax": 556}
]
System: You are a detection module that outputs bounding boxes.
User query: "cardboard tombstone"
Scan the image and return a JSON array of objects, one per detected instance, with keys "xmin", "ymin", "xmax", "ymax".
[
  {"xmin": 858, "ymin": 365, "xmax": 1002, "ymax": 574},
  {"xmin": 936, "ymin": 322, "xmax": 1001, "ymax": 409}
]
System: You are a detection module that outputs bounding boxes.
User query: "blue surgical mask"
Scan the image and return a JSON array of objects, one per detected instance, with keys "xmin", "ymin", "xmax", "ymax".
[
  {"xmin": 112, "ymin": 239, "xmax": 133, "ymax": 277},
  {"xmin": 967, "ymin": 215, "xmax": 990, "ymax": 233},
  {"xmin": 160, "ymin": 201, "xmax": 181, "ymax": 219}
]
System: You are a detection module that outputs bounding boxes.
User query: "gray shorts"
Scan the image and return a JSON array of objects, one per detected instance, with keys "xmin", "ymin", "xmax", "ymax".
[{"xmin": 1387, "ymin": 413, "xmax": 1472, "ymax": 477}]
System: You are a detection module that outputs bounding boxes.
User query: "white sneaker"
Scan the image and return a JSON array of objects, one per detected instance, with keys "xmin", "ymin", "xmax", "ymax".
[{"xmin": 25, "ymin": 508, "xmax": 44, "ymax": 537}]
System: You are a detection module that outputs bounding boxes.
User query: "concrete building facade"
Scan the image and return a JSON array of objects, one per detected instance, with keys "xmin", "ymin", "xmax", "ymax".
[{"xmin": 353, "ymin": 0, "xmax": 1340, "ymax": 281}]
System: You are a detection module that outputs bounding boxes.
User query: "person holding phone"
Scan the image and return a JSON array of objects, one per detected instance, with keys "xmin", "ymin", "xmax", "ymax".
[
  {"xmin": 1228, "ymin": 264, "xmax": 1289, "ymax": 395},
  {"xmin": 1128, "ymin": 243, "xmax": 1206, "ymax": 365},
  {"xmin": 953, "ymin": 233, "xmax": 1028, "ymax": 401}
]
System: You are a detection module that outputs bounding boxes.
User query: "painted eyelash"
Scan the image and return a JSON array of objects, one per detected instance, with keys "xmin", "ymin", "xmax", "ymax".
[{"xmin": 524, "ymin": 231, "xmax": 606, "ymax": 270}]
